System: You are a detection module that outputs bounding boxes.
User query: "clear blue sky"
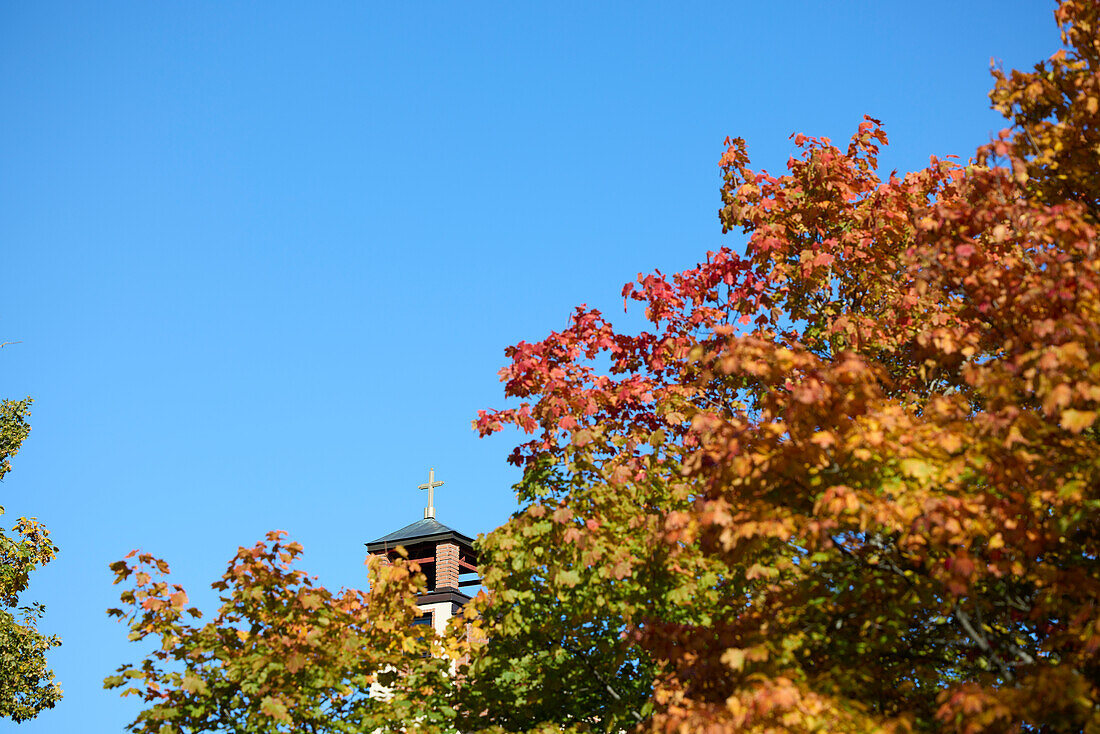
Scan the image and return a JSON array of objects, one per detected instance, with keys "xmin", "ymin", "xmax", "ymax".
[{"xmin": 1, "ymin": 2, "xmax": 1058, "ymax": 730}]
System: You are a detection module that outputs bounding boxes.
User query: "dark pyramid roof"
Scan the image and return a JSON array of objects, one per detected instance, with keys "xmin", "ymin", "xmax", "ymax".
[{"xmin": 365, "ymin": 517, "xmax": 475, "ymax": 554}]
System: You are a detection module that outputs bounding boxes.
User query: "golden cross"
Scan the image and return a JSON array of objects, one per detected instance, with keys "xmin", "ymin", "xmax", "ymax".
[{"xmin": 418, "ymin": 467, "xmax": 444, "ymax": 519}]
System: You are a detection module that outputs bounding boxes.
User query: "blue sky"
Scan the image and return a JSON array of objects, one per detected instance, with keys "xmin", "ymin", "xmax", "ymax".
[{"xmin": 1, "ymin": 2, "xmax": 1058, "ymax": 730}]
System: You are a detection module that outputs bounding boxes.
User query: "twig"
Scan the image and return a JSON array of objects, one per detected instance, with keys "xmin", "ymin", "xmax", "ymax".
[
  {"xmin": 954, "ymin": 605, "xmax": 1014, "ymax": 682},
  {"xmin": 559, "ymin": 640, "xmax": 644, "ymax": 724}
]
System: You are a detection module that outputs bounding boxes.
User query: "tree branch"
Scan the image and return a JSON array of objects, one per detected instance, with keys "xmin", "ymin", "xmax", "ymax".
[
  {"xmin": 558, "ymin": 640, "xmax": 644, "ymax": 724},
  {"xmin": 953, "ymin": 604, "xmax": 1014, "ymax": 683}
]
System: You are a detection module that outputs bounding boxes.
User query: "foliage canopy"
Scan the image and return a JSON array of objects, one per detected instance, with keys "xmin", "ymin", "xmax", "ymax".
[
  {"xmin": 0, "ymin": 396, "xmax": 62, "ymax": 723},
  {"xmin": 109, "ymin": 2, "xmax": 1100, "ymax": 732},
  {"xmin": 471, "ymin": 1, "xmax": 1100, "ymax": 730}
]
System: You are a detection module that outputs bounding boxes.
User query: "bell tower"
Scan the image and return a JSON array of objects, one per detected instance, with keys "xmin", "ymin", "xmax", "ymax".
[{"xmin": 365, "ymin": 468, "xmax": 479, "ymax": 634}]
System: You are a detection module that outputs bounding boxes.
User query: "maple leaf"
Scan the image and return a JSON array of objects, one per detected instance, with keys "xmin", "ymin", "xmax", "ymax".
[{"xmin": 1060, "ymin": 409, "xmax": 1096, "ymax": 434}]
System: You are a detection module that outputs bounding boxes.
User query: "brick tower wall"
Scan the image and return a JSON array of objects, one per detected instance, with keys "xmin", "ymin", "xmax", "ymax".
[{"xmin": 436, "ymin": 541, "xmax": 460, "ymax": 590}]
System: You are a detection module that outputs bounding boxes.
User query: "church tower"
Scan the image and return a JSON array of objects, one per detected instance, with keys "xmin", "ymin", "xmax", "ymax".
[{"xmin": 365, "ymin": 468, "xmax": 479, "ymax": 634}]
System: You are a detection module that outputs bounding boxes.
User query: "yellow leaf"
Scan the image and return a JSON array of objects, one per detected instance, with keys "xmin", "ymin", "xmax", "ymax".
[
  {"xmin": 745, "ymin": 563, "xmax": 777, "ymax": 580},
  {"xmin": 940, "ymin": 433, "xmax": 963, "ymax": 454},
  {"xmin": 721, "ymin": 647, "xmax": 747, "ymax": 671},
  {"xmin": 899, "ymin": 458, "xmax": 937, "ymax": 480},
  {"xmin": 1044, "ymin": 383, "xmax": 1073, "ymax": 414},
  {"xmin": 1060, "ymin": 409, "xmax": 1096, "ymax": 433}
]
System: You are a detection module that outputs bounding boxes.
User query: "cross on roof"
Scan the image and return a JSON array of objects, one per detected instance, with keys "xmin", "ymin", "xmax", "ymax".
[{"xmin": 418, "ymin": 467, "xmax": 444, "ymax": 519}]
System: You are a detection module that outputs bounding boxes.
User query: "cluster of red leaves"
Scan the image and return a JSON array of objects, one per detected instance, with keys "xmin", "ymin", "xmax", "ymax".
[{"xmin": 476, "ymin": 2, "xmax": 1100, "ymax": 731}]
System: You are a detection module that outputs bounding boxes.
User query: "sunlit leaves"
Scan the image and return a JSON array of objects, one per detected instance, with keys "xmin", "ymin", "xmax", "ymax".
[
  {"xmin": 100, "ymin": 3, "xmax": 1100, "ymax": 731},
  {"xmin": 106, "ymin": 532, "xmax": 460, "ymax": 733},
  {"xmin": 0, "ymin": 397, "xmax": 61, "ymax": 723},
  {"xmin": 473, "ymin": 2, "xmax": 1100, "ymax": 731}
]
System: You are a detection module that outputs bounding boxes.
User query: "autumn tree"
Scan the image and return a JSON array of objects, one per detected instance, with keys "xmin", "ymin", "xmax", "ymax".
[
  {"xmin": 452, "ymin": 460, "xmax": 717, "ymax": 732},
  {"xmin": 106, "ymin": 533, "xmax": 463, "ymax": 734},
  {"xmin": 107, "ymin": 3, "xmax": 1100, "ymax": 732},
  {"xmin": 0, "ymin": 395, "xmax": 62, "ymax": 722},
  {"xmin": 470, "ymin": 1, "xmax": 1100, "ymax": 731}
]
